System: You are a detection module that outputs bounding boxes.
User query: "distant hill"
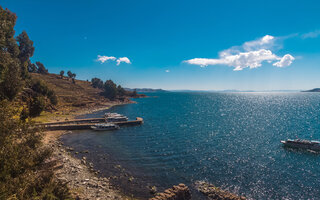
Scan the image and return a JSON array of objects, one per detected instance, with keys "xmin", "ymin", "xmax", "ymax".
[
  {"xmin": 125, "ymin": 88, "xmax": 166, "ymax": 93},
  {"xmin": 302, "ymin": 88, "xmax": 320, "ymax": 92},
  {"xmin": 170, "ymin": 89, "xmax": 299, "ymax": 93}
]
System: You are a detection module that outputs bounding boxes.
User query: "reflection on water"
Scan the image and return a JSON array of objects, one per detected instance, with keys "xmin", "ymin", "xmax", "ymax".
[{"xmin": 61, "ymin": 92, "xmax": 320, "ymax": 199}]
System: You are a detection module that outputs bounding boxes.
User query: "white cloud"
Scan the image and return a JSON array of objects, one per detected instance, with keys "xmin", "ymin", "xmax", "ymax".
[
  {"xmin": 97, "ymin": 55, "xmax": 116, "ymax": 63},
  {"xmin": 165, "ymin": 70, "xmax": 170, "ymax": 73},
  {"xmin": 186, "ymin": 49, "xmax": 280, "ymax": 71},
  {"xmin": 243, "ymin": 35, "xmax": 275, "ymax": 51},
  {"xmin": 302, "ymin": 30, "xmax": 320, "ymax": 39},
  {"xmin": 116, "ymin": 57, "xmax": 131, "ymax": 65},
  {"xmin": 273, "ymin": 54, "xmax": 295, "ymax": 67},
  {"xmin": 219, "ymin": 35, "xmax": 278, "ymax": 57},
  {"xmin": 185, "ymin": 35, "xmax": 294, "ymax": 71},
  {"xmin": 97, "ymin": 55, "xmax": 131, "ymax": 65}
]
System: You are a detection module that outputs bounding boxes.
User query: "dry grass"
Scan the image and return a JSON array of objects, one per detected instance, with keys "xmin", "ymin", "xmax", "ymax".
[{"xmin": 30, "ymin": 73, "xmax": 117, "ymax": 123}]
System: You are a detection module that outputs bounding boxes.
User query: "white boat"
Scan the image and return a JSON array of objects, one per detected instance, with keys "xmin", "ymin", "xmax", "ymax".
[
  {"xmin": 105, "ymin": 112, "xmax": 124, "ymax": 117},
  {"xmin": 105, "ymin": 112, "xmax": 128, "ymax": 122},
  {"xmin": 281, "ymin": 139, "xmax": 320, "ymax": 151},
  {"xmin": 91, "ymin": 123, "xmax": 120, "ymax": 131},
  {"xmin": 106, "ymin": 116, "xmax": 128, "ymax": 122}
]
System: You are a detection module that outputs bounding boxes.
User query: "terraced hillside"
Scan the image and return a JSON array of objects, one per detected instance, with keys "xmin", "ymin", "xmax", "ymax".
[{"xmin": 31, "ymin": 73, "xmax": 130, "ymax": 123}]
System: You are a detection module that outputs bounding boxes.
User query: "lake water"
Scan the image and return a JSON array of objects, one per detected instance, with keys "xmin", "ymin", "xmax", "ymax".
[{"xmin": 61, "ymin": 92, "xmax": 320, "ymax": 199}]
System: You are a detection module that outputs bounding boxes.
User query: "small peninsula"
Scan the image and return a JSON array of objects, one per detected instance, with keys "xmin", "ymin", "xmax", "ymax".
[{"xmin": 302, "ymin": 88, "xmax": 320, "ymax": 92}]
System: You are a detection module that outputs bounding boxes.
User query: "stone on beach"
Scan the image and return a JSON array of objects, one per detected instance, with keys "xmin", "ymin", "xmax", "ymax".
[
  {"xmin": 50, "ymin": 139, "xmax": 125, "ymax": 199},
  {"xmin": 149, "ymin": 183, "xmax": 191, "ymax": 200},
  {"xmin": 195, "ymin": 181, "xmax": 246, "ymax": 200}
]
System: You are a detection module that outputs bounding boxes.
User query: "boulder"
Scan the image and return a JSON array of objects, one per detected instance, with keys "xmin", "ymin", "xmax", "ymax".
[
  {"xmin": 195, "ymin": 181, "xmax": 246, "ymax": 200},
  {"xmin": 149, "ymin": 183, "xmax": 191, "ymax": 200}
]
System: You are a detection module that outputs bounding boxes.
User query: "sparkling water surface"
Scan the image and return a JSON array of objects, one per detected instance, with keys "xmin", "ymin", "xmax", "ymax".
[{"xmin": 61, "ymin": 92, "xmax": 320, "ymax": 199}]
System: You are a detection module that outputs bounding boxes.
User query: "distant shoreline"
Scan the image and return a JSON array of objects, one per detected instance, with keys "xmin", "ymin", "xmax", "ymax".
[{"xmin": 301, "ymin": 88, "xmax": 320, "ymax": 92}]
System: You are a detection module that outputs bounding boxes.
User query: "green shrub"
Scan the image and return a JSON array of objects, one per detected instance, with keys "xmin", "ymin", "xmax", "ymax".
[
  {"xmin": 0, "ymin": 100, "xmax": 71, "ymax": 199},
  {"xmin": 0, "ymin": 54, "xmax": 22, "ymax": 101},
  {"xmin": 47, "ymin": 90, "xmax": 58, "ymax": 106},
  {"xmin": 30, "ymin": 78, "xmax": 49, "ymax": 96},
  {"xmin": 29, "ymin": 96, "xmax": 45, "ymax": 117}
]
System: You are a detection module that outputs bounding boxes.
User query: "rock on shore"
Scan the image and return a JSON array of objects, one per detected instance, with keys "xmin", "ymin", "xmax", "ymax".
[
  {"xmin": 195, "ymin": 181, "xmax": 246, "ymax": 200},
  {"xmin": 48, "ymin": 139, "xmax": 127, "ymax": 200},
  {"xmin": 149, "ymin": 183, "xmax": 191, "ymax": 200}
]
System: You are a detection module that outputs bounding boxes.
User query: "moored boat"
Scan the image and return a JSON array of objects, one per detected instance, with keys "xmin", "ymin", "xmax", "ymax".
[
  {"xmin": 91, "ymin": 123, "xmax": 120, "ymax": 131},
  {"xmin": 281, "ymin": 139, "xmax": 320, "ymax": 151},
  {"xmin": 105, "ymin": 112, "xmax": 128, "ymax": 122}
]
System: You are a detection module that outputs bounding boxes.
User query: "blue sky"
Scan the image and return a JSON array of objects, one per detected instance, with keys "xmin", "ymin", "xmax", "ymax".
[{"xmin": 3, "ymin": 0, "xmax": 320, "ymax": 90}]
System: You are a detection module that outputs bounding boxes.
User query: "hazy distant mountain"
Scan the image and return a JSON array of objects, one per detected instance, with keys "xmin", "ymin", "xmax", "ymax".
[
  {"xmin": 170, "ymin": 89, "xmax": 300, "ymax": 93},
  {"xmin": 125, "ymin": 88, "xmax": 166, "ymax": 92},
  {"xmin": 302, "ymin": 88, "xmax": 320, "ymax": 92}
]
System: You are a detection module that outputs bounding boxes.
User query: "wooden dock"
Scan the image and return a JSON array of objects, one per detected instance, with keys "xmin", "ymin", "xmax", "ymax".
[
  {"xmin": 40, "ymin": 118, "xmax": 106, "ymax": 126},
  {"xmin": 42, "ymin": 117, "xmax": 143, "ymax": 131}
]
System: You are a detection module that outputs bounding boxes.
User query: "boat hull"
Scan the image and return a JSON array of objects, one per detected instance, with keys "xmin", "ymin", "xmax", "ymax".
[
  {"xmin": 281, "ymin": 141, "xmax": 320, "ymax": 151},
  {"xmin": 90, "ymin": 125, "xmax": 119, "ymax": 131}
]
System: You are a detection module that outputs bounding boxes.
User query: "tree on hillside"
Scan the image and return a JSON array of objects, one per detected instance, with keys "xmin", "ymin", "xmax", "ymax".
[
  {"xmin": 30, "ymin": 78, "xmax": 49, "ymax": 96},
  {"xmin": 16, "ymin": 31, "xmax": 35, "ymax": 78},
  {"xmin": 66, "ymin": 71, "xmax": 76, "ymax": 83},
  {"xmin": 0, "ymin": 55, "xmax": 22, "ymax": 101},
  {"xmin": 21, "ymin": 78, "xmax": 58, "ymax": 117},
  {"xmin": 0, "ymin": 6, "xmax": 20, "ymax": 59},
  {"xmin": 47, "ymin": 90, "xmax": 58, "ymax": 105},
  {"xmin": 29, "ymin": 78, "xmax": 58, "ymax": 105},
  {"xmin": 35, "ymin": 61, "xmax": 48, "ymax": 74},
  {"xmin": 117, "ymin": 85, "xmax": 126, "ymax": 96},
  {"xmin": 72, "ymin": 73, "xmax": 76, "ymax": 83},
  {"xmin": 67, "ymin": 70, "xmax": 72, "ymax": 79},
  {"xmin": 28, "ymin": 95, "xmax": 45, "ymax": 117},
  {"xmin": 59, "ymin": 70, "xmax": 64, "ymax": 78},
  {"xmin": 103, "ymin": 80, "xmax": 117, "ymax": 100},
  {"xmin": 27, "ymin": 60, "xmax": 37, "ymax": 72},
  {"xmin": 0, "ymin": 7, "xmax": 22, "ymax": 100},
  {"xmin": 91, "ymin": 77, "xmax": 104, "ymax": 89}
]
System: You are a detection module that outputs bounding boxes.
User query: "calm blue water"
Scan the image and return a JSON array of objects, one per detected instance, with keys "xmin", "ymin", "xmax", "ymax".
[{"xmin": 61, "ymin": 92, "xmax": 320, "ymax": 199}]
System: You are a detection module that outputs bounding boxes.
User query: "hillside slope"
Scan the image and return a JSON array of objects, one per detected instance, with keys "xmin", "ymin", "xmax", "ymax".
[{"xmin": 31, "ymin": 73, "xmax": 130, "ymax": 122}]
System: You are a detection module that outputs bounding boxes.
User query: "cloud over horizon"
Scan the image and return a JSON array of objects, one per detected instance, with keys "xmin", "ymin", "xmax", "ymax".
[
  {"xmin": 97, "ymin": 55, "xmax": 131, "ymax": 65},
  {"xmin": 302, "ymin": 30, "xmax": 320, "ymax": 39},
  {"xmin": 185, "ymin": 35, "xmax": 295, "ymax": 71}
]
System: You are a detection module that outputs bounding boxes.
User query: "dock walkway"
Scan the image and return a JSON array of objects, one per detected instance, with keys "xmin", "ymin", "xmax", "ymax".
[{"xmin": 41, "ymin": 117, "xmax": 143, "ymax": 131}]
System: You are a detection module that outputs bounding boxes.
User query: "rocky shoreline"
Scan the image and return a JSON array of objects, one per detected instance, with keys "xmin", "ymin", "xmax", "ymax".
[
  {"xmin": 42, "ymin": 100, "xmax": 140, "ymax": 200},
  {"xmin": 46, "ymin": 134, "xmax": 131, "ymax": 200}
]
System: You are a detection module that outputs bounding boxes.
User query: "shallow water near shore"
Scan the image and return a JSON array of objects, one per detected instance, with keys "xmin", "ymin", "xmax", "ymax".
[{"xmin": 61, "ymin": 92, "xmax": 320, "ymax": 199}]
